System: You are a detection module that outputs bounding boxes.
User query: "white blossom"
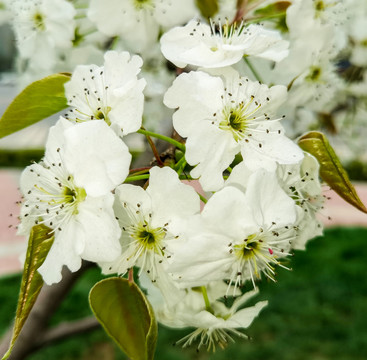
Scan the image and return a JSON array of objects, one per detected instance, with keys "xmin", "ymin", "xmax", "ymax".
[
  {"xmin": 100, "ymin": 166, "xmax": 200, "ymax": 290},
  {"xmin": 18, "ymin": 118, "xmax": 131, "ymax": 284},
  {"xmin": 349, "ymin": 16, "xmax": 367, "ymax": 67},
  {"xmin": 164, "ymin": 67, "xmax": 303, "ymax": 191},
  {"xmin": 169, "ymin": 169, "xmax": 298, "ymax": 290},
  {"xmin": 277, "ymin": 153, "xmax": 324, "ymax": 250},
  {"xmin": 147, "ymin": 280, "xmax": 267, "ymax": 351},
  {"xmin": 0, "ymin": 0, "xmax": 11, "ymax": 25},
  {"xmin": 10, "ymin": 0, "xmax": 76, "ymax": 70},
  {"xmin": 87, "ymin": 0, "xmax": 197, "ymax": 53},
  {"xmin": 160, "ymin": 18, "xmax": 289, "ymax": 69},
  {"xmin": 64, "ymin": 51, "xmax": 146, "ymax": 137}
]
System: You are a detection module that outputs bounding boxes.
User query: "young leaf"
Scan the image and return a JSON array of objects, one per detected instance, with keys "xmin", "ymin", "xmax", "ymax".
[
  {"xmin": 254, "ymin": 1, "xmax": 291, "ymax": 16},
  {"xmin": 298, "ymin": 131, "xmax": 367, "ymax": 213},
  {"xmin": 1, "ymin": 225, "xmax": 54, "ymax": 360},
  {"xmin": 0, "ymin": 73, "xmax": 70, "ymax": 139},
  {"xmin": 89, "ymin": 277, "xmax": 157, "ymax": 360},
  {"xmin": 195, "ymin": 0, "xmax": 218, "ymax": 19}
]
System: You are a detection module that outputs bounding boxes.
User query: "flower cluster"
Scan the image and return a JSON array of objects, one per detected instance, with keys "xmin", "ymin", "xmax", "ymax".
[{"xmin": 12, "ymin": 0, "xmax": 333, "ymax": 353}]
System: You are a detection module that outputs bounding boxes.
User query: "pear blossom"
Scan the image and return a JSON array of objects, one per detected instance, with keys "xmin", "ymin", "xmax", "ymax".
[
  {"xmin": 160, "ymin": 18, "xmax": 289, "ymax": 69},
  {"xmin": 10, "ymin": 0, "xmax": 76, "ymax": 70},
  {"xmin": 87, "ymin": 0, "xmax": 197, "ymax": 53},
  {"xmin": 169, "ymin": 291, "xmax": 267, "ymax": 351},
  {"xmin": 18, "ymin": 118, "xmax": 132, "ymax": 284},
  {"xmin": 227, "ymin": 155, "xmax": 324, "ymax": 250},
  {"xmin": 100, "ymin": 166, "xmax": 200, "ymax": 284},
  {"xmin": 277, "ymin": 153, "xmax": 324, "ymax": 250},
  {"xmin": 144, "ymin": 277, "xmax": 267, "ymax": 351},
  {"xmin": 286, "ymin": 0, "xmax": 348, "ymax": 50},
  {"xmin": 0, "ymin": 0, "xmax": 11, "ymax": 25},
  {"xmin": 349, "ymin": 16, "xmax": 367, "ymax": 67},
  {"xmin": 169, "ymin": 169, "xmax": 298, "ymax": 290},
  {"xmin": 64, "ymin": 51, "xmax": 146, "ymax": 137},
  {"xmin": 164, "ymin": 67, "xmax": 303, "ymax": 191}
]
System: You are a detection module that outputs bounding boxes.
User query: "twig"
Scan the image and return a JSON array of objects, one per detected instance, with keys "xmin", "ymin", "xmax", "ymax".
[{"xmin": 39, "ymin": 317, "xmax": 100, "ymax": 346}]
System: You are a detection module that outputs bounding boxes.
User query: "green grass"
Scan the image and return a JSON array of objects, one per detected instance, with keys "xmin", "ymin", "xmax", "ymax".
[{"xmin": 1, "ymin": 227, "xmax": 367, "ymax": 359}]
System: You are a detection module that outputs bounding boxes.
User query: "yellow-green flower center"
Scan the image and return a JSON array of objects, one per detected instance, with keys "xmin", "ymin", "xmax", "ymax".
[
  {"xmin": 134, "ymin": 0, "xmax": 152, "ymax": 10},
  {"xmin": 94, "ymin": 106, "xmax": 111, "ymax": 125},
  {"xmin": 33, "ymin": 12, "xmax": 45, "ymax": 31},
  {"xmin": 131, "ymin": 223, "xmax": 166, "ymax": 254},
  {"xmin": 306, "ymin": 66, "xmax": 322, "ymax": 82},
  {"xmin": 62, "ymin": 185, "xmax": 86, "ymax": 210},
  {"xmin": 234, "ymin": 233, "xmax": 261, "ymax": 260}
]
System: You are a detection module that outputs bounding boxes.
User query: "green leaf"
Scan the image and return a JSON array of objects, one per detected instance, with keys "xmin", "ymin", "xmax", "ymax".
[
  {"xmin": 0, "ymin": 73, "xmax": 70, "ymax": 139},
  {"xmin": 89, "ymin": 277, "xmax": 157, "ymax": 360},
  {"xmin": 253, "ymin": 1, "xmax": 290, "ymax": 31},
  {"xmin": 298, "ymin": 131, "xmax": 367, "ymax": 214},
  {"xmin": 254, "ymin": 1, "xmax": 291, "ymax": 16},
  {"xmin": 1, "ymin": 225, "xmax": 54, "ymax": 360},
  {"xmin": 195, "ymin": 0, "xmax": 218, "ymax": 19}
]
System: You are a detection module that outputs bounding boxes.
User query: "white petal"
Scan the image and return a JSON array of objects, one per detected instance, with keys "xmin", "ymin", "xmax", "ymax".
[
  {"xmin": 241, "ymin": 133, "xmax": 304, "ymax": 171},
  {"xmin": 164, "ymin": 71, "xmax": 223, "ymax": 137},
  {"xmin": 38, "ymin": 219, "xmax": 82, "ymax": 285},
  {"xmin": 77, "ymin": 195, "xmax": 122, "ymax": 262},
  {"xmin": 187, "ymin": 122, "xmax": 239, "ymax": 191},
  {"xmin": 63, "ymin": 121, "xmax": 131, "ymax": 196},
  {"xmin": 245, "ymin": 170, "xmax": 297, "ymax": 227},
  {"xmin": 228, "ymin": 300, "xmax": 268, "ymax": 328},
  {"xmin": 147, "ymin": 166, "xmax": 200, "ymax": 225}
]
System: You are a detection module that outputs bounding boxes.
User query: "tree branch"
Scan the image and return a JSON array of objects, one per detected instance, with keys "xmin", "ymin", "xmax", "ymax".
[
  {"xmin": 0, "ymin": 262, "xmax": 93, "ymax": 360},
  {"xmin": 37, "ymin": 316, "xmax": 100, "ymax": 347}
]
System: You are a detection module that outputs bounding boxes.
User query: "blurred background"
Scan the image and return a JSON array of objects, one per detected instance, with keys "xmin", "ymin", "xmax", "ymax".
[{"xmin": 1, "ymin": 14, "xmax": 367, "ymax": 360}]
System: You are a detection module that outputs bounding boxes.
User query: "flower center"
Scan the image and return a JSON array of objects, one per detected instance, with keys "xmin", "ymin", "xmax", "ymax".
[
  {"xmin": 132, "ymin": 225, "xmax": 166, "ymax": 253},
  {"xmin": 62, "ymin": 184, "xmax": 86, "ymax": 208},
  {"xmin": 306, "ymin": 66, "xmax": 322, "ymax": 82},
  {"xmin": 218, "ymin": 96, "xmax": 261, "ymax": 142},
  {"xmin": 234, "ymin": 233, "xmax": 263, "ymax": 261},
  {"xmin": 94, "ymin": 106, "xmax": 111, "ymax": 125},
  {"xmin": 210, "ymin": 19, "xmax": 248, "ymax": 47},
  {"xmin": 227, "ymin": 226, "xmax": 295, "ymax": 291},
  {"xmin": 134, "ymin": 0, "xmax": 153, "ymax": 10},
  {"xmin": 24, "ymin": 167, "xmax": 87, "ymax": 233},
  {"xmin": 314, "ymin": 1, "xmax": 325, "ymax": 11},
  {"xmin": 33, "ymin": 12, "xmax": 45, "ymax": 31}
]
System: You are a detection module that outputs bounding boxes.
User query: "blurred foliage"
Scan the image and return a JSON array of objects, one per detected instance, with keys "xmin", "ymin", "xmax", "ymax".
[
  {"xmin": 344, "ymin": 160, "xmax": 367, "ymax": 182},
  {"xmin": 0, "ymin": 149, "xmax": 44, "ymax": 168},
  {"xmin": 0, "ymin": 149, "xmax": 144, "ymax": 168},
  {"xmin": 1, "ymin": 227, "xmax": 367, "ymax": 359}
]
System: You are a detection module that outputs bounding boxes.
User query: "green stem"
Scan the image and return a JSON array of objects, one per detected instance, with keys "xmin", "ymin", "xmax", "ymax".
[
  {"xmin": 137, "ymin": 129, "xmax": 186, "ymax": 152},
  {"xmin": 178, "ymin": 174, "xmax": 194, "ymax": 181},
  {"xmin": 200, "ymin": 286, "xmax": 214, "ymax": 314},
  {"xmin": 198, "ymin": 193, "xmax": 208, "ymax": 204},
  {"xmin": 227, "ymin": 166, "xmax": 233, "ymax": 173},
  {"xmin": 129, "ymin": 167, "xmax": 152, "ymax": 175},
  {"xmin": 124, "ymin": 174, "xmax": 150, "ymax": 182},
  {"xmin": 174, "ymin": 155, "xmax": 187, "ymax": 175},
  {"xmin": 79, "ymin": 28, "xmax": 98, "ymax": 37},
  {"xmin": 109, "ymin": 36, "xmax": 120, "ymax": 50},
  {"xmin": 243, "ymin": 57, "xmax": 264, "ymax": 84}
]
